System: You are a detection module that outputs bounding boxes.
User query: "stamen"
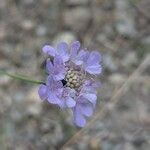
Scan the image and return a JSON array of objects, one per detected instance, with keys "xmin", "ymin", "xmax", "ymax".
[{"xmin": 65, "ymin": 68, "xmax": 84, "ymax": 90}]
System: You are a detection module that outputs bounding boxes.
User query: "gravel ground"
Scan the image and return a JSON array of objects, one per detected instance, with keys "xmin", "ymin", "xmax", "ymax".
[{"xmin": 0, "ymin": 0, "xmax": 150, "ymax": 150}]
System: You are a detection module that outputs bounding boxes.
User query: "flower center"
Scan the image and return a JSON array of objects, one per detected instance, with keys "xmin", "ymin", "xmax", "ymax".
[{"xmin": 65, "ymin": 68, "xmax": 84, "ymax": 90}]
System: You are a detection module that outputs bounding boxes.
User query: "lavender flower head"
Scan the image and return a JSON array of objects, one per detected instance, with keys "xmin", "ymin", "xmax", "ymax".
[{"xmin": 38, "ymin": 41, "xmax": 102, "ymax": 127}]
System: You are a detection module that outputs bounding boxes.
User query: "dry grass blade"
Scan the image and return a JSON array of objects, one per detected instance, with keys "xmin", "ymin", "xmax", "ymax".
[{"xmin": 61, "ymin": 54, "xmax": 150, "ymax": 149}]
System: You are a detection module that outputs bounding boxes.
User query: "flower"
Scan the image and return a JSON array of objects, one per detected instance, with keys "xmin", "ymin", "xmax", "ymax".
[{"xmin": 39, "ymin": 41, "xmax": 102, "ymax": 127}]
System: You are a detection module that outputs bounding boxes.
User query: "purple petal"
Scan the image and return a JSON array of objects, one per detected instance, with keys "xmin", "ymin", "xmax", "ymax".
[
  {"xmin": 53, "ymin": 55, "xmax": 66, "ymax": 80},
  {"xmin": 84, "ymin": 51, "xmax": 102, "ymax": 74},
  {"xmin": 80, "ymin": 104, "xmax": 93, "ymax": 117},
  {"xmin": 85, "ymin": 64, "xmax": 102, "ymax": 74},
  {"xmin": 82, "ymin": 93, "xmax": 97, "ymax": 104},
  {"xmin": 54, "ymin": 55, "xmax": 64, "ymax": 66},
  {"xmin": 46, "ymin": 76, "xmax": 63, "ymax": 89},
  {"xmin": 46, "ymin": 76, "xmax": 53, "ymax": 86},
  {"xmin": 87, "ymin": 51, "xmax": 101, "ymax": 65},
  {"xmin": 57, "ymin": 42, "xmax": 68, "ymax": 51},
  {"xmin": 57, "ymin": 99, "xmax": 66, "ymax": 108},
  {"xmin": 38, "ymin": 85, "xmax": 48, "ymax": 100},
  {"xmin": 78, "ymin": 49, "xmax": 87, "ymax": 58},
  {"xmin": 54, "ymin": 81, "xmax": 63, "ymax": 91},
  {"xmin": 57, "ymin": 42, "xmax": 69, "ymax": 62},
  {"xmin": 47, "ymin": 92, "xmax": 61, "ymax": 104},
  {"xmin": 70, "ymin": 41, "xmax": 80, "ymax": 57},
  {"xmin": 74, "ymin": 49, "xmax": 87, "ymax": 65},
  {"xmin": 46, "ymin": 60, "xmax": 53, "ymax": 74},
  {"xmin": 66, "ymin": 97, "xmax": 76, "ymax": 108},
  {"xmin": 76, "ymin": 96, "xmax": 88, "ymax": 104},
  {"xmin": 53, "ymin": 72, "xmax": 65, "ymax": 81},
  {"xmin": 73, "ymin": 106, "xmax": 86, "ymax": 127},
  {"xmin": 42, "ymin": 45, "xmax": 56, "ymax": 57},
  {"xmin": 83, "ymin": 80, "xmax": 101, "ymax": 91}
]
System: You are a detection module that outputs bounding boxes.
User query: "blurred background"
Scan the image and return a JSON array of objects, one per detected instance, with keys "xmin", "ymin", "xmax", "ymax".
[{"xmin": 0, "ymin": 0, "xmax": 150, "ymax": 149}]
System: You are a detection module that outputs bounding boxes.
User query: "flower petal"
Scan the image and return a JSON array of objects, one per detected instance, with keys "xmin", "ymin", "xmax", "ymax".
[
  {"xmin": 57, "ymin": 42, "xmax": 69, "ymax": 62},
  {"xmin": 46, "ymin": 76, "xmax": 63, "ymax": 90},
  {"xmin": 47, "ymin": 92, "xmax": 61, "ymax": 105},
  {"xmin": 53, "ymin": 72, "xmax": 65, "ymax": 81},
  {"xmin": 74, "ymin": 49, "xmax": 87, "ymax": 65},
  {"xmin": 66, "ymin": 97, "xmax": 76, "ymax": 108},
  {"xmin": 38, "ymin": 84, "xmax": 48, "ymax": 100},
  {"xmin": 57, "ymin": 42, "xmax": 68, "ymax": 51},
  {"xmin": 42, "ymin": 45, "xmax": 56, "ymax": 56},
  {"xmin": 52, "ymin": 55, "xmax": 66, "ymax": 80},
  {"xmin": 70, "ymin": 41, "xmax": 80, "ymax": 57},
  {"xmin": 57, "ymin": 99, "xmax": 66, "ymax": 108},
  {"xmin": 54, "ymin": 55, "xmax": 64, "ymax": 66},
  {"xmin": 87, "ymin": 51, "xmax": 101, "ymax": 65},
  {"xmin": 85, "ymin": 64, "xmax": 102, "ymax": 74},
  {"xmin": 46, "ymin": 76, "xmax": 53, "ymax": 86},
  {"xmin": 84, "ymin": 51, "xmax": 102, "ymax": 74},
  {"xmin": 46, "ymin": 59, "xmax": 53, "ymax": 74},
  {"xmin": 73, "ymin": 106, "xmax": 86, "ymax": 127},
  {"xmin": 82, "ymin": 93, "xmax": 97, "ymax": 104},
  {"xmin": 80, "ymin": 103, "xmax": 93, "ymax": 117}
]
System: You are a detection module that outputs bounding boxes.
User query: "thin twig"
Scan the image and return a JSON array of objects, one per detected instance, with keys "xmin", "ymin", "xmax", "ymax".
[{"xmin": 0, "ymin": 70, "xmax": 44, "ymax": 84}]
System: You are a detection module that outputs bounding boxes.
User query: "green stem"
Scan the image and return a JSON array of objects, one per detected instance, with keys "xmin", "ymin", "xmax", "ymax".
[{"xmin": 0, "ymin": 70, "xmax": 44, "ymax": 84}]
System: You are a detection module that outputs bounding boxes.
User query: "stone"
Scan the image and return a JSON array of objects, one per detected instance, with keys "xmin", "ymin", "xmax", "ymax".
[
  {"xmin": 21, "ymin": 20, "xmax": 35, "ymax": 31},
  {"xmin": 40, "ymin": 120, "xmax": 63, "ymax": 146},
  {"xmin": 63, "ymin": 148, "xmax": 74, "ymax": 150},
  {"xmin": 137, "ymin": 0, "xmax": 150, "ymax": 19},
  {"xmin": 102, "ymin": 142, "xmax": 115, "ymax": 150},
  {"xmin": 0, "ymin": 23, "xmax": 7, "ymax": 40},
  {"xmin": 115, "ymin": 0, "xmax": 137, "ymax": 37},
  {"xmin": 89, "ymin": 138, "xmax": 101, "ymax": 150},
  {"xmin": 22, "ymin": 0, "xmax": 35, "ymax": 5},
  {"xmin": 142, "ymin": 36, "xmax": 150, "ymax": 45},
  {"xmin": 25, "ymin": 87, "xmax": 42, "ymax": 116},
  {"xmin": 63, "ymin": 7, "xmax": 91, "ymax": 31},
  {"xmin": 122, "ymin": 52, "xmax": 138, "ymax": 68},
  {"xmin": 66, "ymin": 0, "xmax": 89, "ymax": 6},
  {"xmin": 103, "ymin": 54, "xmax": 118, "ymax": 72},
  {"xmin": 53, "ymin": 32, "xmax": 76, "ymax": 45},
  {"xmin": 10, "ymin": 108, "xmax": 24, "ymax": 122},
  {"xmin": 109, "ymin": 74, "xmax": 127, "ymax": 84},
  {"xmin": 124, "ymin": 142, "xmax": 136, "ymax": 150},
  {"xmin": 36, "ymin": 25, "xmax": 47, "ymax": 36},
  {"xmin": 0, "ymin": 75, "xmax": 11, "ymax": 86},
  {"xmin": 0, "ymin": 90, "xmax": 12, "ymax": 114}
]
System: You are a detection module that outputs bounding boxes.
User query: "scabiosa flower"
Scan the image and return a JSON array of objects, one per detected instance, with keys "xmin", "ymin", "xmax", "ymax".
[{"xmin": 39, "ymin": 41, "xmax": 102, "ymax": 127}]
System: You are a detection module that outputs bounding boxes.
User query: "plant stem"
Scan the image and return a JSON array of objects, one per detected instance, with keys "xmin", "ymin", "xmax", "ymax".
[{"xmin": 0, "ymin": 70, "xmax": 43, "ymax": 84}]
